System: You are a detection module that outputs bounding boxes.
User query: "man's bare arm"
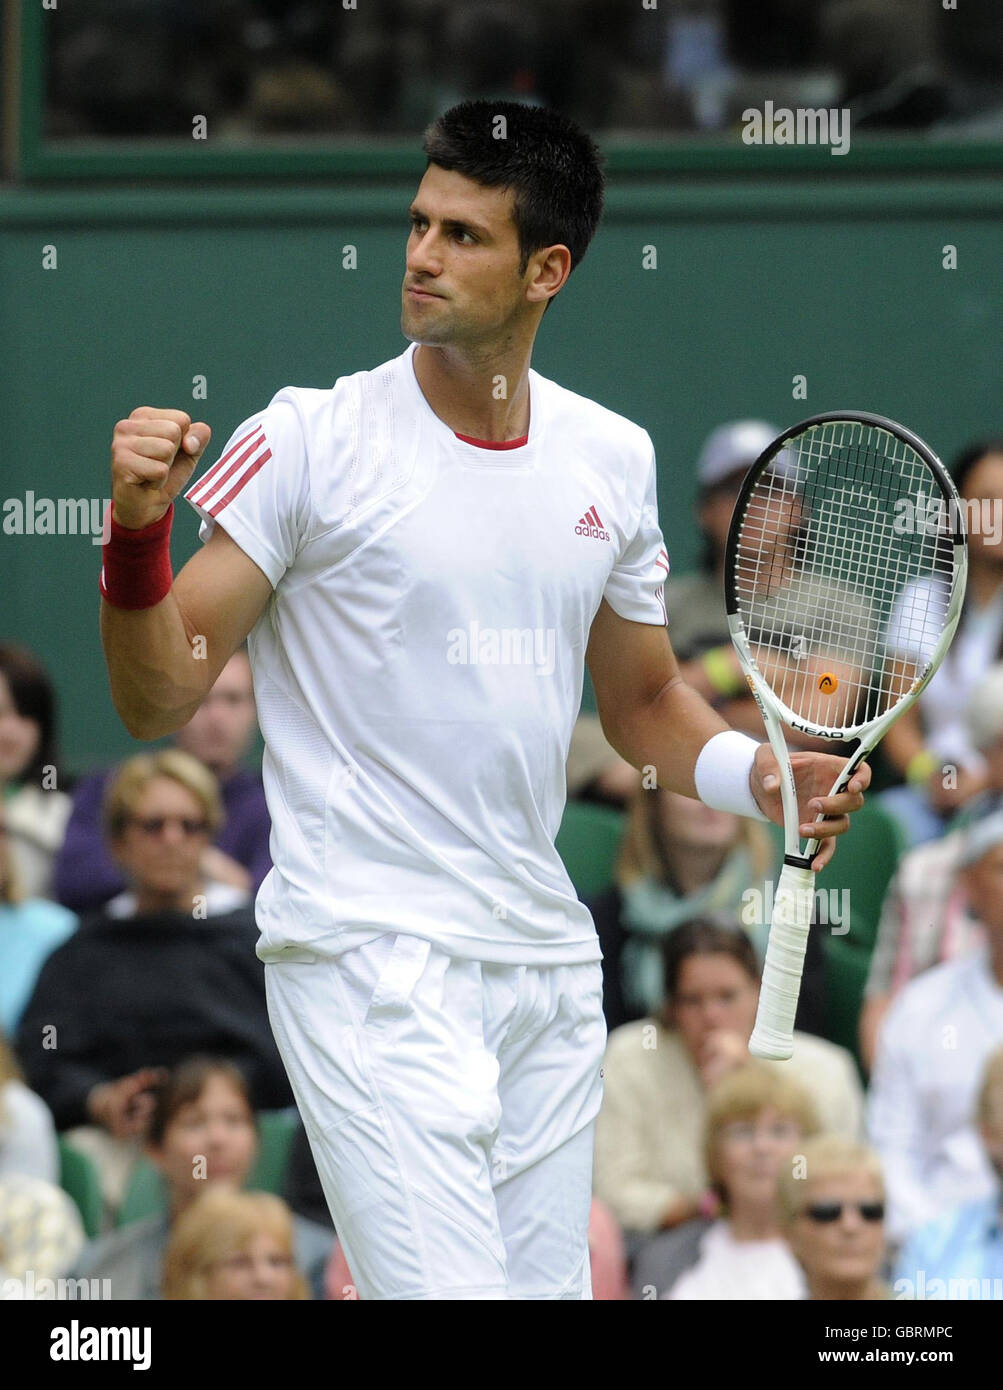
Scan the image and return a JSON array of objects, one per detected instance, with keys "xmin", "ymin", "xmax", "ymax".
[
  {"xmin": 101, "ymin": 526, "xmax": 272, "ymax": 738},
  {"xmin": 585, "ymin": 598, "xmax": 728, "ymax": 795},
  {"xmin": 586, "ymin": 599, "xmax": 869, "ymax": 869},
  {"xmin": 100, "ymin": 407, "xmax": 272, "ymax": 740}
]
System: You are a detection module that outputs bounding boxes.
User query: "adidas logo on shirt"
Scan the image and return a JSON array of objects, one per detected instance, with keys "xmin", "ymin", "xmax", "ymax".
[{"xmin": 575, "ymin": 505, "xmax": 610, "ymax": 541}]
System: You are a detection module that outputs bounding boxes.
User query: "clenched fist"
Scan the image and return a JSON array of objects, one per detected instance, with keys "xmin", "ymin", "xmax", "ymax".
[{"xmin": 110, "ymin": 407, "xmax": 211, "ymax": 530}]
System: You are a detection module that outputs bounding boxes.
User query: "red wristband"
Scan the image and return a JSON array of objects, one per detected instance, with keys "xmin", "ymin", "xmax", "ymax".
[{"xmin": 99, "ymin": 503, "xmax": 174, "ymax": 610}]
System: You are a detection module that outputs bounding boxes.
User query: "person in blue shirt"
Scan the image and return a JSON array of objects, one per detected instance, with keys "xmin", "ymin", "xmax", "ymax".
[
  {"xmin": 893, "ymin": 1044, "xmax": 1003, "ymax": 1300},
  {"xmin": 0, "ymin": 811, "xmax": 76, "ymax": 1037}
]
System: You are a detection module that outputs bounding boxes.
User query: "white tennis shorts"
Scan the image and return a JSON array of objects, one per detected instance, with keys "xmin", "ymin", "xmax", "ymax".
[{"xmin": 264, "ymin": 932, "xmax": 606, "ymax": 1300}]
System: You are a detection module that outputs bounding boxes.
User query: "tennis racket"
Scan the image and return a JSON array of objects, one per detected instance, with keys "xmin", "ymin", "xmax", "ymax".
[{"xmin": 724, "ymin": 411, "xmax": 968, "ymax": 1060}]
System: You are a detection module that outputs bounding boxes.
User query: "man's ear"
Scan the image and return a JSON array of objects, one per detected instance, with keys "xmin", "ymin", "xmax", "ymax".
[{"xmin": 525, "ymin": 244, "xmax": 572, "ymax": 307}]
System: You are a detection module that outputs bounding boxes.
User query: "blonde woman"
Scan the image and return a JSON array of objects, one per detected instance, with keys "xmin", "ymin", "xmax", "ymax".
[
  {"xmin": 777, "ymin": 1135, "xmax": 888, "ymax": 1300},
  {"xmin": 634, "ymin": 1063, "xmax": 818, "ymax": 1299},
  {"xmin": 163, "ymin": 1190, "xmax": 309, "ymax": 1300}
]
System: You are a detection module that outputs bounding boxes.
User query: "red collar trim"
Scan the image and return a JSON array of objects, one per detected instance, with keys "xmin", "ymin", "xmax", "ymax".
[{"xmin": 454, "ymin": 431, "xmax": 529, "ymax": 451}]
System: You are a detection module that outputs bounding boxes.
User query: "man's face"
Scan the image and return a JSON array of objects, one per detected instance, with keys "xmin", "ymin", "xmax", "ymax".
[
  {"xmin": 401, "ymin": 165, "xmax": 539, "ymax": 349},
  {"xmin": 174, "ymin": 653, "xmax": 256, "ymax": 774}
]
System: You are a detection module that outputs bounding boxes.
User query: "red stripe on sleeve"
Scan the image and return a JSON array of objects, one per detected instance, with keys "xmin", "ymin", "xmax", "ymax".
[
  {"xmin": 188, "ymin": 427, "xmax": 262, "ymax": 503},
  {"xmin": 208, "ymin": 449, "xmax": 272, "ymax": 515},
  {"xmin": 191, "ymin": 434, "xmax": 267, "ymax": 509}
]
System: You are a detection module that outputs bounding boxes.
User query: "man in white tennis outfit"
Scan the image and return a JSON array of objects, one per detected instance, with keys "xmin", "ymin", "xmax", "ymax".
[{"xmin": 99, "ymin": 101, "xmax": 869, "ymax": 1300}]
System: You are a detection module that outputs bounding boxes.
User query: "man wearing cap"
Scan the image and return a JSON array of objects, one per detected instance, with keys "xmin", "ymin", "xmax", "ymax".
[
  {"xmin": 663, "ymin": 421, "xmax": 779, "ymax": 724},
  {"xmin": 868, "ymin": 806, "xmax": 1003, "ymax": 1245},
  {"xmin": 859, "ymin": 662, "xmax": 1003, "ymax": 1072},
  {"xmin": 667, "ymin": 420, "xmax": 876, "ymax": 754}
]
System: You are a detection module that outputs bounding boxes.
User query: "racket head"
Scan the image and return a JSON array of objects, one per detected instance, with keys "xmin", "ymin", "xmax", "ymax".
[{"xmin": 724, "ymin": 411, "xmax": 968, "ymax": 742}]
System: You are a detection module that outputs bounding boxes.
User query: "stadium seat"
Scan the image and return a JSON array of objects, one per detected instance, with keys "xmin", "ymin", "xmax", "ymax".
[
  {"xmin": 248, "ymin": 1109, "xmax": 299, "ymax": 1194},
  {"xmin": 57, "ymin": 1138, "xmax": 104, "ymax": 1240},
  {"xmin": 555, "ymin": 800, "xmax": 625, "ymax": 900},
  {"xmin": 116, "ymin": 1160, "xmax": 165, "ymax": 1229},
  {"xmin": 116, "ymin": 1108, "xmax": 301, "ymax": 1228}
]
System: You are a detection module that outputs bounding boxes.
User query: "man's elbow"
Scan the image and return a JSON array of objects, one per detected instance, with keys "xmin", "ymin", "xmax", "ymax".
[{"xmin": 116, "ymin": 698, "xmax": 196, "ymax": 742}]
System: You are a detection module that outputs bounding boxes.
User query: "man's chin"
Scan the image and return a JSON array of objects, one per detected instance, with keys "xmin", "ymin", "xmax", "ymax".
[{"xmin": 401, "ymin": 316, "xmax": 453, "ymax": 346}]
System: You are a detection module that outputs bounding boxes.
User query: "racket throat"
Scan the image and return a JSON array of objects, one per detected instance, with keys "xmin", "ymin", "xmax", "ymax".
[{"xmin": 783, "ymin": 851, "xmax": 814, "ymax": 870}]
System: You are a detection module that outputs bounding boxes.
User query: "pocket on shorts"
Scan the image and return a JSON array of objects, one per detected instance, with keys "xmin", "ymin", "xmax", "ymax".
[{"xmin": 363, "ymin": 933, "xmax": 432, "ymax": 1029}]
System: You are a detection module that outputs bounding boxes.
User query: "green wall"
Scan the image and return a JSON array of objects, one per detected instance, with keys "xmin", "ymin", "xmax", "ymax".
[{"xmin": 1, "ymin": 175, "xmax": 1000, "ymax": 775}]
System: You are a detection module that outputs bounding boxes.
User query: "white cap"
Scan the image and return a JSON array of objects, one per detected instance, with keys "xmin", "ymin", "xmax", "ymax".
[{"xmin": 697, "ymin": 420, "xmax": 783, "ymax": 489}]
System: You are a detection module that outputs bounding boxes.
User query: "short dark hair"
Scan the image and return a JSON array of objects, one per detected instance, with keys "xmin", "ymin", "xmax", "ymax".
[
  {"xmin": 662, "ymin": 914, "xmax": 760, "ymax": 1003},
  {"xmin": 0, "ymin": 643, "xmax": 60, "ymax": 787},
  {"xmin": 951, "ymin": 438, "xmax": 1003, "ymax": 496},
  {"xmin": 147, "ymin": 1057, "xmax": 254, "ymax": 1148},
  {"xmin": 421, "ymin": 100, "xmax": 605, "ymax": 292}
]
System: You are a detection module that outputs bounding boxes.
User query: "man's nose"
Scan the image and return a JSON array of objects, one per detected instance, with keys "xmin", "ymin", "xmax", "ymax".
[{"xmin": 407, "ymin": 228, "xmax": 442, "ymax": 276}]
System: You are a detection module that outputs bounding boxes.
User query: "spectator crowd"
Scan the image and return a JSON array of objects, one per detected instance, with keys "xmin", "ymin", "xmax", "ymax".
[
  {"xmin": 43, "ymin": 1, "xmax": 1003, "ymax": 144},
  {"xmin": 2, "ymin": 428, "xmax": 1003, "ymax": 1300}
]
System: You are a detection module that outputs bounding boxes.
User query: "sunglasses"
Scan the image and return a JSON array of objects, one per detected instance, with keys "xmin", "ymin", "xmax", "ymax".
[
  {"xmin": 803, "ymin": 1201, "xmax": 884, "ymax": 1224},
  {"xmin": 128, "ymin": 815, "xmax": 210, "ymax": 837}
]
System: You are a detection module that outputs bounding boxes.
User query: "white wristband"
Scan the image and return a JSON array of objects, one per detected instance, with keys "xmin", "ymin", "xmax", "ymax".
[{"xmin": 693, "ymin": 730, "xmax": 770, "ymax": 822}]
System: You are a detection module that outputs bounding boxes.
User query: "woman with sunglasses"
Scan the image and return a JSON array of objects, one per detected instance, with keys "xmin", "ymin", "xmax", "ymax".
[
  {"xmin": 14, "ymin": 749, "xmax": 290, "ymax": 1220},
  {"xmin": 778, "ymin": 1135, "xmax": 889, "ymax": 1300}
]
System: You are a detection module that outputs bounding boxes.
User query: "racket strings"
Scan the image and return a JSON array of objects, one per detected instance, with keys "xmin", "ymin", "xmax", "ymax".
[{"xmin": 733, "ymin": 420, "xmax": 957, "ymax": 734}]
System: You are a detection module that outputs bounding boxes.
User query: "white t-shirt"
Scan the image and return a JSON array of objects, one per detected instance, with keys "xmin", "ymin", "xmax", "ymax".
[
  {"xmin": 665, "ymin": 1221, "xmax": 808, "ymax": 1300},
  {"xmin": 183, "ymin": 343, "xmax": 668, "ymax": 965},
  {"xmin": 885, "ymin": 576, "xmax": 1003, "ymax": 767}
]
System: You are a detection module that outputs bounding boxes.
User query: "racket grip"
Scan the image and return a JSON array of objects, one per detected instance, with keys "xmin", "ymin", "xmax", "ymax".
[{"xmin": 749, "ymin": 862, "xmax": 815, "ymax": 1061}]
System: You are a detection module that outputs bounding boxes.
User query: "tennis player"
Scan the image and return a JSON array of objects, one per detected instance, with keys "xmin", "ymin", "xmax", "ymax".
[{"xmin": 99, "ymin": 101, "xmax": 869, "ymax": 1300}]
